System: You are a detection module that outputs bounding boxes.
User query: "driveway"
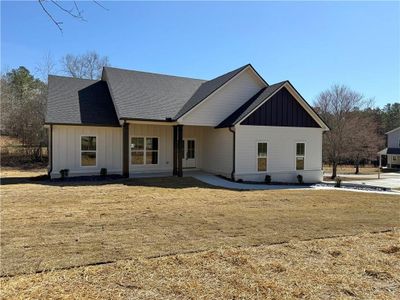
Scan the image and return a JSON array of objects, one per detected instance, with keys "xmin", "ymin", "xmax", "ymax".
[{"xmin": 324, "ymin": 172, "xmax": 400, "ymax": 189}]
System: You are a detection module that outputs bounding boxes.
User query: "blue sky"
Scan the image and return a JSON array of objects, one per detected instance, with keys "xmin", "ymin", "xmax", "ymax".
[{"xmin": 1, "ymin": 1, "xmax": 399, "ymax": 107}]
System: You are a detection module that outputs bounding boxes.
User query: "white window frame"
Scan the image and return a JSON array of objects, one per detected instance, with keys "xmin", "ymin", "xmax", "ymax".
[
  {"xmin": 80, "ymin": 135, "xmax": 97, "ymax": 167},
  {"xmin": 256, "ymin": 141, "xmax": 268, "ymax": 172},
  {"xmin": 295, "ymin": 142, "xmax": 306, "ymax": 171},
  {"xmin": 185, "ymin": 138, "xmax": 196, "ymax": 160},
  {"xmin": 130, "ymin": 136, "xmax": 159, "ymax": 165}
]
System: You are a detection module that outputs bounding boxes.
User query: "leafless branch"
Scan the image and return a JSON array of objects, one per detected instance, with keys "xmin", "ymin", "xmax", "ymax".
[
  {"xmin": 39, "ymin": 0, "xmax": 108, "ymax": 32},
  {"xmin": 38, "ymin": 0, "xmax": 63, "ymax": 33},
  {"xmin": 93, "ymin": 1, "xmax": 109, "ymax": 11},
  {"xmin": 50, "ymin": 0, "xmax": 86, "ymax": 21}
]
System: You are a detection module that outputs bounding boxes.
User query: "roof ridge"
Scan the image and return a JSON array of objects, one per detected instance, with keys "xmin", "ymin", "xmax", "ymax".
[
  {"xmin": 48, "ymin": 74, "xmax": 99, "ymax": 82},
  {"xmin": 103, "ymin": 66, "xmax": 206, "ymax": 82}
]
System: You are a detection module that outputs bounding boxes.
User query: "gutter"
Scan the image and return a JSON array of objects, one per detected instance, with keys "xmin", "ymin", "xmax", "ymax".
[
  {"xmin": 228, "ymin": 126, "xmax": 235, "ymax": 181},
  {"xmin": 48, "ymin": 124, "xmax": 53, "ymax": 177}
]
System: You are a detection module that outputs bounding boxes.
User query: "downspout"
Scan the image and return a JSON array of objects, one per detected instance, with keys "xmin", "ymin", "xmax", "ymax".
[
  {"xmin": 48, "ymin": 124, "xmax": 53, "ymax": 177},
  {"xmin": 228, "ymin": 126, "xmax": 235, "ymax": 181}
]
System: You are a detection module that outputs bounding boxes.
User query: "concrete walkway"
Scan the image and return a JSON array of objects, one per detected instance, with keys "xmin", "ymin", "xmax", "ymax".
[
  {"xmin": 187, "ymin": 171, "xmax": 400, "ymax": 194},
  {"xmin": 188, "ymin": 171, "xmax": 309, "ymax": 190}
]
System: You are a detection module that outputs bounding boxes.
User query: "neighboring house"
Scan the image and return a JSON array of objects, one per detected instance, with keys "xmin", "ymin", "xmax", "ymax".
[
  {"xmin": 45, "ymin": 64, "xmax": 329, "ymax": 182},
  {"xmin": 378, "ymin": 127, "xmax": 400, "ymax": 168}
]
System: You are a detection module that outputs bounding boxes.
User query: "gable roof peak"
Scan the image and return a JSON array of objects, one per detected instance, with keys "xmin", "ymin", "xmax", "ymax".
[{"xmin": 174, "ymin": 64, "xmax": 268, "ymax": 120}]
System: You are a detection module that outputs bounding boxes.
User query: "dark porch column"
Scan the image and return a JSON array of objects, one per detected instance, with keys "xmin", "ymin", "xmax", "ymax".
[
  {"xmin": 122, "ymin": 122, "xmax": 129, "ymax": 177},
  {"xmin": 173, "ymin": 126, "xmax": 178, "ymax": 175},
  {"xmin": 177, "ymin": 125, "xmax": 183, "ymax": 177}
]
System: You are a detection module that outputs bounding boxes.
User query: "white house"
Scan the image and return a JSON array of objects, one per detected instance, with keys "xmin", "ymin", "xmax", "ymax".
[
  {"xmin": 45, "ymin": 64, "xmax": 330, "ymax": 183},
  {"xmin": 378, "ymin": 127, "xmax": 400, "ymax": 168}
]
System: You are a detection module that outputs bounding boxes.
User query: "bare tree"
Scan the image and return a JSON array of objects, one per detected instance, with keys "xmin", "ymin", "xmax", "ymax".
[
  {"xmin": 314, "ymin": 85, "xmax": 371, "ymax": 178},
  {"xmin": 345, "ymin": 112, "xmax": 382, "ymax": 174},
  {"xmin": 61, "ymin": 51, "xmax": 110, "ymax": 79},
  {"xmin": 35, "ymin": 52, "xmax": 57, "ymax": 82}
]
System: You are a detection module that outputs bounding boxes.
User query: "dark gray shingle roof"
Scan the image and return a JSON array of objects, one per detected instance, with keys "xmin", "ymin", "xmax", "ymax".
[
  {"xmin": 46, "ymin": 64, "xmax": 266, "ymax": 125},
  {"xmin": 103, "ymin": 67, "xmax": 205, "ymax": 120},
  {"xmin": 216, "ymin": 81, "xmax": 287, "ymax": 128},
  {"xmin": 46, "ymin": 75, "xmax": 119, "ymax": 126}
]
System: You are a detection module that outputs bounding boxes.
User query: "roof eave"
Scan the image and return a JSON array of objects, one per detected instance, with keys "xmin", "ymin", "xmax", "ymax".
[{"xmin": 44, "ymin": 122, "xmax": 121, "ymax": 128}]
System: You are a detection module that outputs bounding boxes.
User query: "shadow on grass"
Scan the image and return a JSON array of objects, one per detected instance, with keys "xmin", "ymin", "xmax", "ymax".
[{"xmin": 0, "ymin": 175, "xmax": 227, "ymax": 190}]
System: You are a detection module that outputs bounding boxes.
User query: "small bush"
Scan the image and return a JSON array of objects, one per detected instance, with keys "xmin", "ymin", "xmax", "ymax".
[
  {"xmin": 265, "ymin": 175, "xmax": 271, "ymax": 184},
  {"xmin": 297, "ymin": 174, "xmax": 303, "ymax": 184},
  {"xmin": 60, "ymin": 169, "xmax": 69, "ymax": 180},
  {"xmin": 334, "ymin": 176, "xmax": 342, "ymax": 188},
  {"xmin": 100, "ymin": 168, "xmax": 107, "ymax": 177}
]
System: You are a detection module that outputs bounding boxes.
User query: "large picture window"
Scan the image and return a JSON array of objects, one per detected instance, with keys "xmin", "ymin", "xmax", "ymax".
[
  {"xmin": 296, "ymin": 143, "xmax": 305, "ymax": 170},
  {"xmin": 81, "ymin": 136, "xmax": 96, "ymax": 166},
  {"xmin": 257, "ymin": 142, "xmax": 267, "ymax": 172},
  {"xmin": 131, "ymin": 137, "xmax": 158, "ymax": 165}
]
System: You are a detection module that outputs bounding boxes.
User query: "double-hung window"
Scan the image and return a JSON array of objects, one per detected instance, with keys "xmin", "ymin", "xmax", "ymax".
[
  {"xmin": 257, "ymin": 142, "xmax": 268, "ymax": 172},
  {"xmin": 131, "ymin": 137, "xmax": 158, "ymax": 165},
  {"xmin": 296, "ymin": 143, "xmax": 305, "ymax": 170},
  {"xmin": 81, "ymin": 136, "xmax": 96, "ymax": 166}
]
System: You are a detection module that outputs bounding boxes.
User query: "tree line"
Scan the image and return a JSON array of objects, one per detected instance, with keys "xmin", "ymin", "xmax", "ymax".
[
  {"xmin": 1, "ymin": 51, "xmax": 399, "ymax": 176},
  {"xmin": 0, "ymin": 51, "xmax": 109, "ymax": 161},
  {"xmin": 314, "ymin": 87, "xmax": 399, "ymax": 177}
]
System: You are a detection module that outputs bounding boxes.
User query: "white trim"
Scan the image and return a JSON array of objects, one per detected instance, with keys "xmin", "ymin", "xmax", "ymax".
[
  {"xmin": 295, "ymin": 142, "xmax": 306, "ymax": 171},
  {"xmin": 183, "ymin": 138, "xmax": 197, "ymax": 168},
  {"xmin": 125, "ymin": 120, "xmax": 178, "ymax": 126},
  {"xmin": 256, "ymin": 140, "xmax": 268, "ymax": 172},
  {"xmin": 80, "ymin": 135, "xmax": 97, "ymax": 168},
  {"xmin": 237, "ymin": 82, "xmax": 329, "ymax": 131},
  {"xmin": 385, "ymin": 127, "xmax": 400, "ymax": 135},
  {"xmin": 130, "ymin": 136, "xmax": 160, "ymax": 166},
  {"xmin": 178, "ymin": 65, "xmax": 267, "ymax": 122}
]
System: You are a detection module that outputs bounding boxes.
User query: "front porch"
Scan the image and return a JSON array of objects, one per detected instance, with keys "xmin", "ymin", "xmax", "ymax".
[
  {"xmin": 378, "ymin": 148, "xmax": 400, "ymax": 169},
  {"xmin": 122, "ymin": 121, "xmax": 234, "ymax": 179}
]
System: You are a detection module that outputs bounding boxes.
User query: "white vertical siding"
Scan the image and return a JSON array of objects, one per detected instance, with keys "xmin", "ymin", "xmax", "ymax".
[
  {"xmin": 202, "ymin": 127, "xmax": 233, "ymax": 177},
  {"xmin": 51, "ymin": 125, "xmax": 122, "ymax": 177},
  {"xmin": 180, "ymin": 69, "xmax": 265, "ymax": 126},
  {"xmin": 387, "ymin": 128, "xmax": 400, "ymax": 148},
  {"xmin": 235, "ymin": 125, "xmax": 323, "ymax": 183}
]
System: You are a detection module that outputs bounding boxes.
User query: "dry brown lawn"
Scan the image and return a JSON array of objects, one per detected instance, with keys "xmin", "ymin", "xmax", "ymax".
[
  {"xmin": 2, "ymin": 231, "xmax": 399, "ymax": 299},
  {"xmin": 1, "ymin": 168, "xmax": 399, "ymax": 298},
  {"xmin": 0, "ymin": 166, "xmax": 47, "ymax": 178}
]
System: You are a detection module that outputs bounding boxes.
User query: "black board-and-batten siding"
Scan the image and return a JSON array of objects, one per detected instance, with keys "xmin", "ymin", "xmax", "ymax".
[{"xmin": 241, "ymin": 88, "xmax": 320, "ymax": 128}]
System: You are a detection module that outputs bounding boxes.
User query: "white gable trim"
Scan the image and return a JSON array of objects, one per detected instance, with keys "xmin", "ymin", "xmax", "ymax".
[
  {"xmin": 237, "ymin": 82, "xmax": 330, "ymax": 131},
  {"xmin": 386, "ymin": 127, "xmax": 400, "ymax": 135},
  {"xmin": 177, "ymin": 65, "xmax": 267, "ymax": 123}
]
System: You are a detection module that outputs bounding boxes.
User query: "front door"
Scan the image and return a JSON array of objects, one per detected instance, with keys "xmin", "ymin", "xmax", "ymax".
[{"xmin": 183, "ymin": 139, "xmax": 196, "ymax": 168}]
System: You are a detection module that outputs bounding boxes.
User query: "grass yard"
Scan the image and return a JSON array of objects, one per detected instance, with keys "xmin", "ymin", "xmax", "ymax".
[
  {"xmin": 2, "ymin": 231, "xmax": 399, "ymax": 299},
  {"xmin": 1, "ymin": 169, "xmax": 399, "ymax": 299}
]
